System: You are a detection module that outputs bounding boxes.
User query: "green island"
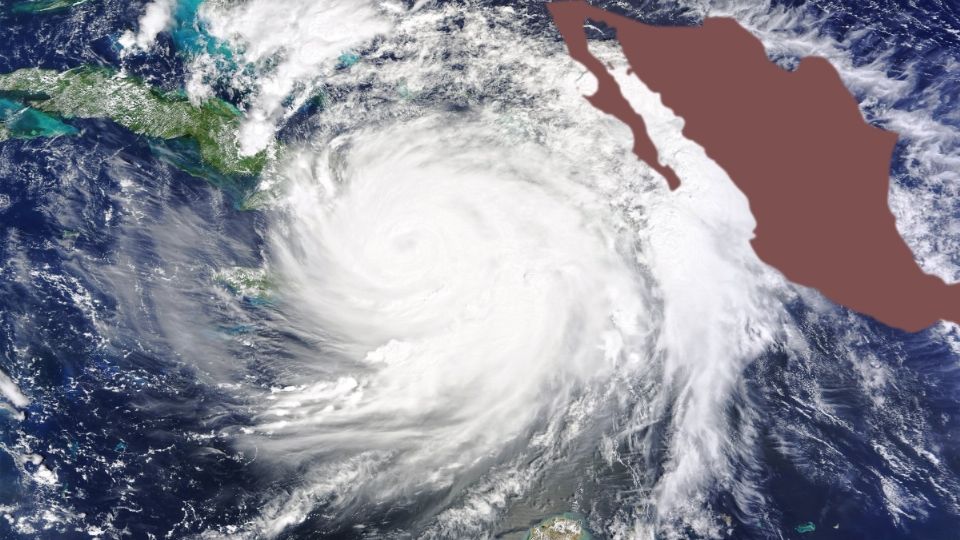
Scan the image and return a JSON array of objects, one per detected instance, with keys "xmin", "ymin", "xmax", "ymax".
[
  {"xmin": 214, "ymin": 267, "xmax": 273, "ymax": 305},
  {"xmin": 0, "ymin": 67, "xmax": 270, "ymax": 178},
  {"xmin": 525, "ymin": 514, "xmax": 592, "ymax": 540},
  {"xmin": 9, "ymin": 0, "xmax": 90, "ymax": 14}
]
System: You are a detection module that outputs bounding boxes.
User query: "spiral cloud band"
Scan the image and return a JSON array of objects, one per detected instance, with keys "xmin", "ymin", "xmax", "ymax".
[{"xmin": 265, "ymin": 117, "xmax": 649, "ymax": 469}]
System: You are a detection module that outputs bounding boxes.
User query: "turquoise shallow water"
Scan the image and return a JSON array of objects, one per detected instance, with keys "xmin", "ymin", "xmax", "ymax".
[
  {"xmin": 0, "ymin": 97, "xmax": 77, "ymax": 139},
  {"xmin": 172, "ymin": 0, "xmax": 235, "ymax": 63}
]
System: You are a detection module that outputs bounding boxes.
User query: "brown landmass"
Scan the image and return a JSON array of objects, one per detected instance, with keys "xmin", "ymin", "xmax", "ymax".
[{"xmin": 549, "ymin": 1, "xmax": 960, "ymax": 332}]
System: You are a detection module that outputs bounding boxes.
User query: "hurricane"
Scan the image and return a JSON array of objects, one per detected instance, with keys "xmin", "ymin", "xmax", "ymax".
[{"xmin": 0, "ymin": 0, "xmax": 959, "ymax": 539}]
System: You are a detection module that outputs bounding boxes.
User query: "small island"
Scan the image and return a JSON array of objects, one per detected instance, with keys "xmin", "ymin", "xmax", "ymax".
[{"xmin": 525, "ymin": 514, "xmax": 592, "ymax": 540}]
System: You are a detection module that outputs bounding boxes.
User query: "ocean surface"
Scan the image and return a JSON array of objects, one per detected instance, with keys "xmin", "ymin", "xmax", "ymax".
[{"xmin": 0, "ymin": 1, "xmax": 958, "ymax": 539}]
